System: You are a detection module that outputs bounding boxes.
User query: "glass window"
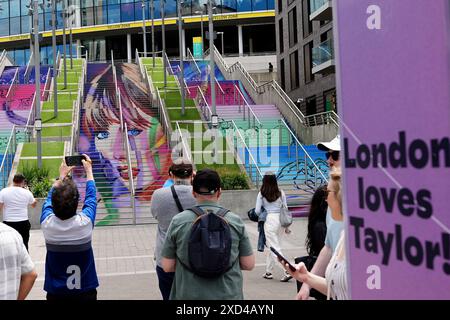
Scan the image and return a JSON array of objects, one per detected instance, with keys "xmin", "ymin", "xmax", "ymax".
[
  {"xmin": 10, "ymin": 16, "xmax": 21, "ymax": 35},
  {"xmin": 164, "ymin": 0, "xmax": 176, "ymax": 18},
  {"xmin": 44, "ymin": 12, "xmax": 51, "ymax": 31},
  {"xmin": 0, "ymin": 17, "xmax": 8, "ymax": 36},
  {"xmin": 278, "ymin": 18, "xmax": 283, "ymax": 53},
  {"xmin": 39, "ymin": 13, "xmax": 44, "ymax": 32},
  {"xmin": 107, "ymin": 4, "xmax": 120, "ymax": 23},
  {"xmin": 95, "ymin": 5, "xmax": 107, "ymax": 25},
  {"xmin": 268, "ymin": 0, "xmax": 275, "ymax": 10},
  {"xmin": 81, "ymin": 7, "xmax": 94, "ymax": 26},
  {"xmin": 290, "ymin": 50, "xmax": 299, "ymax": 90},
  {"xmin": 121, "ymin": 3, "xmax": 134, "ymax": 22},
  {"xmin": 153, "ymin": 0, "xmax": 161, "ymax": 19},
  {"xmin": 237, "ymin": 0, "xmax": 250, "ymax": 12},
  {"xmin": 21, "ymin": 15, "xmax": 31, "ymax": 34},
  {"xmin": 109, "ymin": 0, "xmax": 119, "ymax": 4},
  {"xmin": 0, "ymin": 1, "xmax": 9, "ymax": 19},
  {"xmin": 252, "ymin": 0, "xmax": 267, "ymax": 11},
  {"xmin": 81, "ymin": 0, "xmax": 93, "ymax": 7},
  {"xmin": 222, "ymin": 0, "xmax": 237, "ymax": 13},
  {"xmin": 134, "ymin": 2, "xmax": 143, "ymax": 20},
  {"xmin": 15, "ymin": 50, "xmax": 26, "ymax": 66},
  {"xmin": 288, "ymin": 6, "xmax": 297, "ymax": 47},
  {"xmin": 121, "ymin": 0, "xmax": 134, "ymax": 3}
]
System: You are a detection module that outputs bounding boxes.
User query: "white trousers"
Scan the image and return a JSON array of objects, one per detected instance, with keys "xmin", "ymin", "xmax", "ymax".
[{"xmin": 264, "ymin": 213, "xmax": 284, "ymax": 274}]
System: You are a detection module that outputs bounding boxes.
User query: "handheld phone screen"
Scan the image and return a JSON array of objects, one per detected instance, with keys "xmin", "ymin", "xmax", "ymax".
[{"xmin": 270, "ymin": 246, "xmax": 296, "ymax": 272}]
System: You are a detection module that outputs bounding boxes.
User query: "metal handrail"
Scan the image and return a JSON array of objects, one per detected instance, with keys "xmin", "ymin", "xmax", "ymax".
[
  {"xmin": 5, "ymin": 68, "xmax": 19, "ymax": 107},
  {"xmin": 187, "ymin": 48, "xmax": 201, "ymax": 75},
  {"xmin": 197, "ymin": 85, "xmax": 212, "ymax": 120},
  {"xmin": 234, "ymin": 84, "xmax": 262, "ymax": 128},
  {"xmin": 42, "ymin": 67, "xmax": 52, "ymax": 101},
  {"xmin": 156, "ymin": 87, "xmax": 171, "ymax": 144},
  {"xmin": 164, "ymin": 52, "xmax": 172, "ymax": 75},
  {"xmin": 24, "ymin": 52, "xmax": 34, "ymax": 83},
  {"xmin": 231, "ymin": 120, "xmax": 263, "ymax": 186},
  {"xmin": 56, "ymin": 51, "xmax": 61, "ymax": 76},
  {"xmin": 280, "ymin": 118, "xmax": 328, "ymax": 182},
  {"xmin": 25, "ymin": 92, "xmax": 37, "ymax": 136},
  {"xmin": 123, "ymin": 122, "xmax": 136, "ymax": 224},
  {"xmin": 304, "ymin": 110, "xmax": 339, "ymax": 127},
  {"xmin": 176, "ymin": 121, "xmax": 192, "ymax": 162},
  {"xmin": 0, "ymin": 126, "xmax": 16, "ymax": 188}
]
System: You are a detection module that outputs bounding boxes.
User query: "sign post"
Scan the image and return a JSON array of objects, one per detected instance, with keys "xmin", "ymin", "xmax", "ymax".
[
  {"xmin": 193, "ymin": 37, "xmax": 203, "ymax": 59},
  {"xmin": 334, "ymin": 0, "xmax": 450, "ymax": 299}
]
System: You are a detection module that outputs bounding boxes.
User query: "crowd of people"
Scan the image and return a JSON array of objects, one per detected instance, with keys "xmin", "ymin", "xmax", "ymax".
[{"xmin": 0, "ymin": 135, "xmax": 348, "ymax": 300}]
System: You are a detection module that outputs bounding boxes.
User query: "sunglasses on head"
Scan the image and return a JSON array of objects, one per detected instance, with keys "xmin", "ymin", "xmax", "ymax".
[{"xmin": 326, "ymin": 151, "xmax": 340, "ymax": 161}]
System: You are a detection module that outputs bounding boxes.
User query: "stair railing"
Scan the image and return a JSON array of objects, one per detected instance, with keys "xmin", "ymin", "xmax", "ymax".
[
  {"xmin": 234, "ymin": 84, "xmax": 262, "ymax": 129},
  {"xmin": 304, "ymin": 110, "xmax": 339, "ymax": 128},
  {"xmin": 42, "ymin": 67, "xmax": 52, "ymax": 101},
  {"xmin": 5, "ymin": 68, "xmax": 19, "ymax": 109},
  {"xmin": 215, "ymin": 78, "xmax": 225, "ymax": 105},
  {"xmin": 230, "ymin": 120, "xmax": 263, "ymax": 188},
  {"xmin": 24, "ymin": 52, "xmax": 34, "ymax": 83},
  {"xmin": 176, "ymin": 121, "xmax": 192, "ymax": 162},
  {"xmin": 197, "ymin": 86, "xmax": 212, "ymax": 122},
  {"xmin": 186, "ymin": 47, "xmax": 201, "ymax": 76},
  {"xmin": 280, "ymin": 118, "xmax": 328, "ymax": 184},
  {"xmin": 123, "ymin": 122, "xmax": 136, "ymax": 224},
  {"xmin": 0, "ymin": 126, "xmax": 17, "ymax": 188},
  {"xmin": 156, "ymin": 87, "xmax": 172, "ymax": 146},
  {"xmin": 164, "ymin": 52, "xmax": 173, "ymax": 75}
]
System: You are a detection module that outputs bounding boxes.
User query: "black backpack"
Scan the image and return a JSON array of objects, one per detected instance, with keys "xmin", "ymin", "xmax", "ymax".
[{"xmin": 185, "ymin": 206, "xmax": 233, "ymax": 278}]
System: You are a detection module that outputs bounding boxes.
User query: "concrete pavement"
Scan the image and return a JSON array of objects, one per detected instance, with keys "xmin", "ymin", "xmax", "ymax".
[{"xmin": 27, "ymin": 218, "xmax": 309, "ymax": 300}]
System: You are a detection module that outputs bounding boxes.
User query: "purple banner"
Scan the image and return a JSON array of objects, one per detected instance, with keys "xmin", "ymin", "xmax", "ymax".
[{"xmin": 334, "ymin": 0, "xmax": 450, "ymax": 299}]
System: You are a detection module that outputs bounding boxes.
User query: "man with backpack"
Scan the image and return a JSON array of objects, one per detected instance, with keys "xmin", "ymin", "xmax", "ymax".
[
  {"xmin": 151, "ymin": 159, "xmax": 196, "ymax": 300},
  {"xmin": 161, "ymin": 169, "xmax": 255, "ymax": 300}
]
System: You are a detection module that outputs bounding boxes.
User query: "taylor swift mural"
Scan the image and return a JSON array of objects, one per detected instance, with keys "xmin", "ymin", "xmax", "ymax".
[{"xmin": 76, "ymin": 63, "xmax": 171, "ymax": 225}]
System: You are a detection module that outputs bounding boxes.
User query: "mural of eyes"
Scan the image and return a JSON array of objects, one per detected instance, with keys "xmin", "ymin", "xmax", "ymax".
[
  {"xmin": 128, "ymin": 128, "xmax": 142, "ymax": 136},
  {"xmin": 97, "ymin": 131, "xmax": 110, "ymax": 140}
]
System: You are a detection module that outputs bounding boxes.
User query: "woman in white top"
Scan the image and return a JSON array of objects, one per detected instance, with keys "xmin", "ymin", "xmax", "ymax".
[
  {"xmin": 255, "ymin": 172, "xmax": 292, "ymax": 282},
  {"xmin": 283, "ymin": 168, "xmax": 348, "ymax": 299}
]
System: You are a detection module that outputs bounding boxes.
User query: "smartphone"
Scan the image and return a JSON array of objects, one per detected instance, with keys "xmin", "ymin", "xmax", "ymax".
[
  {"xmin": 65, "ymin": 155, "xmax": 86, "ymax": 166},
  {"xmin": 270, "ymin": 246, "xmax": 296, "ymax": 272}
]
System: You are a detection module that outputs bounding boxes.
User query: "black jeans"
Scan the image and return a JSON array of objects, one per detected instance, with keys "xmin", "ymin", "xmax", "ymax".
[
  {"xmin": 46, "ymin": 289, "xmax": 97, "ymax": 301},
  {"xmin": 3, "ymin": 220, "xmax": 31, "ymax": 251},
  {"xmin": 156, "ymin": 265, "xmax": 175, "ymax": 300}
]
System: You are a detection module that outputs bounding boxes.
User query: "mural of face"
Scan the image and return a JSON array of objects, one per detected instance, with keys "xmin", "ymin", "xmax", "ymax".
[{"xmin": 79, "ymin": 63, "xmax": 171, "ymax": 218}]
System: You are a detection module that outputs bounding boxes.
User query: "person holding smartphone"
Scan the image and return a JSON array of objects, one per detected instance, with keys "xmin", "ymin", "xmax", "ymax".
[
  {"xmin": 40, "ymin": 155, "xmax": 99, "ymax": 300},
  {"xmin": 283, "ymin": 168, "xmax": 348, "ymax": 300}
]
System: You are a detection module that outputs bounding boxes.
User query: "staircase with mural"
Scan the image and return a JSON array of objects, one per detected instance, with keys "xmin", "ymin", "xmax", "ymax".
[{"xmin": 73, "ymin": 62, "xmax": 171, "ymax": 225}]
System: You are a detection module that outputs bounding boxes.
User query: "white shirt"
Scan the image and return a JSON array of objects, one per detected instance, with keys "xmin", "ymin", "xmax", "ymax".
[
  {"xmin": 325, "ymin": 231, "xmax": 349, "ymax": 300},
  {"xmin": 0, "ymin": 186, "xmax": 35, "ymax": 222},
  {"xmin": 0, "ymin": 222, "xmax": 35, "ymax": 300},
  {"xmin": 255, "ymin": 191, "xmax": 287, "ymax": 214}
]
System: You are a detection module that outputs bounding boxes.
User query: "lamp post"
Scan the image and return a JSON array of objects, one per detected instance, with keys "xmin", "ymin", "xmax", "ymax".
[
  {"xmin": 178, "ymin": 0, "xmax": 185, "ymax": 115},
  {"xmin": 62, "ymin": 0, "xmax": 67, "ymax": 89},
  {"xmin": 217, "ymin": 31, "xmax": 224, "ymax": 56},
  {"xmin": 142, "ymin": 0, "xmax": 147, "ymax": 57},
  {"xmin": 30, "ymin": 0, "xmax": 42, "ymax": 168},
  {"xmin": 161, "ymin": 0, "xmax": 166, "ymax": 87},
  {"xmin": 194, "ymin": 9, "xmax": 204, "ymax": 59},
  {"xmin": 69, "ymin": 20, "xmax": 73, "ymax": 69},
  {"xmin": 50, "ymin": 0, "xmax": 58, "ymax": 118},
  {"xmin": 208, "ymin": 0, "xmax": 217, "ymax": 163},
  {"xmin": 151, "ymin": 0, "xmax": 155, "ymax": 67}
]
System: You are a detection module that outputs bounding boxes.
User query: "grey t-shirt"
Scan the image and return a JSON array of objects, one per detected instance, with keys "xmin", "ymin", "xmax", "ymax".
[
  {"xmin": 325, "ymin": 207, "xmax": 344, "ymax": 253},
  {"xmin": 151, "ymin": 184, "xmax": 196, "ymax": 267}
]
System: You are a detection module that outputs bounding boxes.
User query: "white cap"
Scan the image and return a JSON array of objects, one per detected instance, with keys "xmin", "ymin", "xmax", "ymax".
[{"xmin": 317, "ymin": 135, "xmax": 341, "ymax": 152}]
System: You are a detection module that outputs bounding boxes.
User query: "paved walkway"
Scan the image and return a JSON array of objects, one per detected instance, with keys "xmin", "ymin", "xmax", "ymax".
[{"xmin": 27, "ymin": 218, "xmax": 308, "ymax": 300}]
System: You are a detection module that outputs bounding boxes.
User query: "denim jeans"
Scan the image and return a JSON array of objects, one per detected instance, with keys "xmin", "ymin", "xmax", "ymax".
[{"xmin": 156, "ymin": 265, "xmax": 175, "ymax": 300}]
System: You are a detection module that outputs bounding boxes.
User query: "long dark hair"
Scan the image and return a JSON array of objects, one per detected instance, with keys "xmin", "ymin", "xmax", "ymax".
[
  {"xmin": 306, "ymin": 185, "xmax": 328, "ymax": 256},
  {"xmin": 260, "ymin": 173, "xmax": 281, "ymax": 203}
]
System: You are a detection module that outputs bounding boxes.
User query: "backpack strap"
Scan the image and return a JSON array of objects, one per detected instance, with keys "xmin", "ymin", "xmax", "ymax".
[
  {"xmin": 170, "ymin": 185, "xmax": 184, "ymax": 213},
  {"xmin": 189, "ymin": 206, "xmax": 230, "ymax": 218}
]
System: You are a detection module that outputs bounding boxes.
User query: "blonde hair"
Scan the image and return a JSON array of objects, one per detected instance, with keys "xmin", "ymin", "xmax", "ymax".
[{"xmin": 330, "ymin": 167, "xmax": 342, "ymax": 206}]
